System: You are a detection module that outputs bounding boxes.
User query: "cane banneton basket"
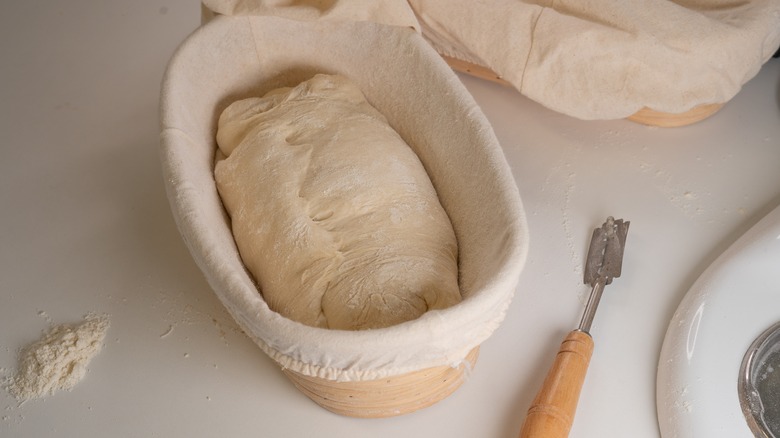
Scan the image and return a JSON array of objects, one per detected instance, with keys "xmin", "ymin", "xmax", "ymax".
[{"xmin": 160, "ymin": 15, "xmax": 528, "ymax": 417}]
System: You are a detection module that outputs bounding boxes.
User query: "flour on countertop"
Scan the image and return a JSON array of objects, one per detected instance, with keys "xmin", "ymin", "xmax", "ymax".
[
  {"xmin": 3, "ymin": 314, "xmax": 110, "ymax": 402},
  {"xmin": 154, "ymin": 289, "xmax": 243, "ymax": 347}
]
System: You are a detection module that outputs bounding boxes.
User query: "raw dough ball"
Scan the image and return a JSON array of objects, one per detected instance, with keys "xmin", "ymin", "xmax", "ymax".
[{"xmin": 214, "ymin": 74, "xmax": 461, "ymax": 330}]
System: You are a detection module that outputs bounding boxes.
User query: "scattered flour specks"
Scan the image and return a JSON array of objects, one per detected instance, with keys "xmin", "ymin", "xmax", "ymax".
[
  {"xmin": 560, "ymin": 169, "xmax": 583, "ymax": 281},
  {"xmin": 154, "ymin": 289, "xmax": 243, "ymax": 348}
]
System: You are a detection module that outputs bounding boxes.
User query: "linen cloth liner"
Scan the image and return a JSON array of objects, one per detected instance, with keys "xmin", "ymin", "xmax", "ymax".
[
  {"xmin": 203, "ymin": 0, "xmax": 780, "ymax": 120},
  {"xmin": 160, "ymin": 15, "xmax": 529, "ymax": 381}
]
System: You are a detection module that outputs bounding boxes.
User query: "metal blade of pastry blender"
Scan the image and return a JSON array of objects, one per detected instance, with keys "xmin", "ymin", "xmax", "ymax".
[
  {"xmin": 519, "ymin": 217, "xmax": 630, "ymax": 438},
  {"xmin": 579, "ymin": 216, "xmax": 629, "ymax": 333}
]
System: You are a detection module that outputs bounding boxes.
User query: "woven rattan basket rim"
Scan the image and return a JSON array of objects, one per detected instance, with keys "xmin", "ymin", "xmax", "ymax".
[{"xmin": 283, "ymin": 347, "xmax": 480, "ymax": 418}]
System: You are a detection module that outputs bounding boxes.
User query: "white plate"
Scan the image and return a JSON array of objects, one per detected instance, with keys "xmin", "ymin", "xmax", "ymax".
[{"xmin": 658, "ymin": 203, "xmax": 780, "ymax": 437}]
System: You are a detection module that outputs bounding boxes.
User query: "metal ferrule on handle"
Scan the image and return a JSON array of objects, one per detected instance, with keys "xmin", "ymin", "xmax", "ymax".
[{"xmin": 578, "ymin": 278, "xmax": 607, "ymax": 334}]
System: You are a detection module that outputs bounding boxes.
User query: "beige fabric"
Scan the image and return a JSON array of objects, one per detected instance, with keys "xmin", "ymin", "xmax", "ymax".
[
  {"xmin": 159, "ymin": 16, "xmax": 528, "ymax": 381},
  {"xmin": 202, "ymin": 0, "xmax": 780, "ymax": 120},
  {"xmin": 201, "ymin": 0, "xmax": 420, "ymax": 30},
  {"xmin": 214, "ymin": 74, "xmax": 461, "ymax": 331},
  {"xmin": 408, "ymin": 0, "xmax": 780, "ymax": 120}
]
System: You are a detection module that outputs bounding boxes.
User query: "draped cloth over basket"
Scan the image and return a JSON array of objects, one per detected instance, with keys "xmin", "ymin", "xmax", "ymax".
[
  {"xmin": 203, "ymin": 0, "xmax": 780, "ymax": 120},
  {"xmin": 408, "ymin": 0, "xmax": 780, "ymax": 120}
]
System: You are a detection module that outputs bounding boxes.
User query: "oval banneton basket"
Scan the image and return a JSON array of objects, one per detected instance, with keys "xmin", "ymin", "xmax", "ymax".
[{"xmin": 159, "ymin": 15, "xmax": 529, "ymax": 418}]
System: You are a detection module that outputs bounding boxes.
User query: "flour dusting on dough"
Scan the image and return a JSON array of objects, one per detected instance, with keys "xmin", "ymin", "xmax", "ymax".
[{"xmin": 214, "ymin": 74, "xmax": 461, "ymax": 330}]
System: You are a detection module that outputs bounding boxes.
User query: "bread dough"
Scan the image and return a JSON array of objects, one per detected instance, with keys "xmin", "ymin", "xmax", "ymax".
[{"xmin": 214, "ymin": 74, "xmax": 461, "ymax": 330}]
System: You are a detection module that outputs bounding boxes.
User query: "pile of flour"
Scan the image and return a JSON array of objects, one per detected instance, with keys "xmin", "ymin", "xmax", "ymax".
[{"xmin": 4, "ymin": 314, "xmax": 110, "ymax": 402}]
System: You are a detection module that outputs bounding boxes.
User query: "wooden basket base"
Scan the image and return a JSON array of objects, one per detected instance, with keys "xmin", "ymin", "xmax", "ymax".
[
  {"xmin": 625, "ymin": 103, "xmax": 723, "ymax": 127},
  {"xmin": 283, "ymin": 347, "xmax": 480, "ymax": 418}
]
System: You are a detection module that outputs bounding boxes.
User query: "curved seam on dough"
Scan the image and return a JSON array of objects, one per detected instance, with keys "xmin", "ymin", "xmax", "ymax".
[
  {"xmin": 319, "ymin": 279, "xmax": 330, "ymax": 329},
  {"xmin": 401, "ymin": 291, "xmax": 429, "ymax": 313}
]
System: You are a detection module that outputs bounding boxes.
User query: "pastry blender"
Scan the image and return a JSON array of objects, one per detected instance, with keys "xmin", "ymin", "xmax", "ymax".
[{"xmin": 519, "ymin": 216, "xmax": 630, "ymax": 438}]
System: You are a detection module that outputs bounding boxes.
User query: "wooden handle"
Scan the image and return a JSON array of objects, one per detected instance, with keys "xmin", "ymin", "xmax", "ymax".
[{"xmin": 519, "ymin": 330, "xmax": 594, "ymax": 438}]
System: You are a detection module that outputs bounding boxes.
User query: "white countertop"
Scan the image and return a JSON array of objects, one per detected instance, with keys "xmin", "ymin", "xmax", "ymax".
[{"xmin": 1, "ymin": 2, "xmax": 779, "ymax": 437}]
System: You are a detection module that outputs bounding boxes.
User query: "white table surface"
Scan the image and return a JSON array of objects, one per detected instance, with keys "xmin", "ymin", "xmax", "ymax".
[{"xmin": 1, "ymin": 2, "xmax": 779, "ymax": 437}]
